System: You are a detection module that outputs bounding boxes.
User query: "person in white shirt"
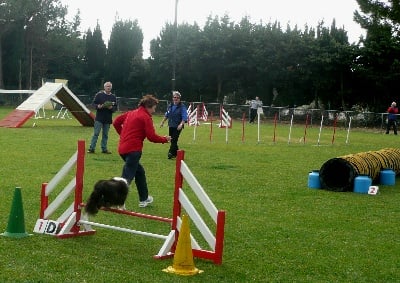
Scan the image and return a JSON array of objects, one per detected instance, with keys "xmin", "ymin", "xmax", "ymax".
[{"xmin": 249, "ymin": 96, "xmax": 263, "ymax": 123}]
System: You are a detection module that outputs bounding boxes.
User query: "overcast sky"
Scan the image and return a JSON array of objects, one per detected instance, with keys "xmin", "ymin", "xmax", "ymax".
[{"xmin": 60, "ymin": 0, "xmax": 365, "ymax": 57}]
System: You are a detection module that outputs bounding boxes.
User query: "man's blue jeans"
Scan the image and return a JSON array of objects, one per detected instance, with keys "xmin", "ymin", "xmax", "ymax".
[{"xmin": 89, "ymin": 120, "xmax": 110, "ymax": 152}]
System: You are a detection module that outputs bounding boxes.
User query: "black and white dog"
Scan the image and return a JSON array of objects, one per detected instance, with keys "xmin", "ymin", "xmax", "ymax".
[{"xmin": 85, "ymin": 177, "xmax": 129, "ymax": 216}]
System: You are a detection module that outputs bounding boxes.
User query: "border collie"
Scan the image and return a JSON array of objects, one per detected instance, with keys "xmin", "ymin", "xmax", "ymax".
[{"xmin": 85, "ymin": 177, "xmax": 129, "ymax": 216}]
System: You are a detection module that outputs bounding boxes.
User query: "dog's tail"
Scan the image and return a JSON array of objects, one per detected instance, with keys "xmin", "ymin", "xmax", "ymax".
[{"xmin": 84, "ymin": 189, "xmax": 103, "ymax": 216}]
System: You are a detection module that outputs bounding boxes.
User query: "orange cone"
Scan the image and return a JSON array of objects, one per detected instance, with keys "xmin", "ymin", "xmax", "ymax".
[
  {"xmin": 163, "ymin": 215, "xmax": 203, "ymax": 275},
  {"xmin": 1, "ymin": 187, "xmax": 31, "ymax": 238}
]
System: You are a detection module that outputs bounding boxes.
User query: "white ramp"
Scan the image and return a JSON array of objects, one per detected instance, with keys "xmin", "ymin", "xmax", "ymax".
[{"xmin": 0, "ymin": 83, "xmax": 94, "ymax": 128}]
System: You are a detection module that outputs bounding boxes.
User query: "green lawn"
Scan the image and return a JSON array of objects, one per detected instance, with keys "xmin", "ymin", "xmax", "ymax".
[{"xmin": 0, "ymin": 107, "xmax": 399, "ymax": 282}]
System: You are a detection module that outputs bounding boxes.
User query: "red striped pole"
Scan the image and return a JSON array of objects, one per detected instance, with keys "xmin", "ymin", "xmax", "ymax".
[
  {"xmin": 332, "ymin": 114, "xmax": 338, "ymax": 145},
  {"xmin": 40, "ymin": 183, "xmax": 48, "ymax": 219},
  {"xmin": 209, "ymin": 111, "xmax": 213, "ymax": 143}
]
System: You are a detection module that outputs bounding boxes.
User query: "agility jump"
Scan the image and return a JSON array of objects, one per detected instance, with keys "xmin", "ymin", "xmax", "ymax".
[{"xmin": 34, "ymin": 140, "xmax": 226, "ymax": 264}]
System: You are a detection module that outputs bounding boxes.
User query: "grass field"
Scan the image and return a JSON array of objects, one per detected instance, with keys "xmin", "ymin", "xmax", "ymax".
[{"xmin": 0, "ymin": 107, "xmax": 399, "ymax": 283}]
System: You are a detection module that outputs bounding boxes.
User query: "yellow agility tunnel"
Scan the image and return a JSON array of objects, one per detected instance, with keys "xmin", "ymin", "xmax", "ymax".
[{"xmin": 319, "ymin": 148, "xmax": 400, "ymax": 192}]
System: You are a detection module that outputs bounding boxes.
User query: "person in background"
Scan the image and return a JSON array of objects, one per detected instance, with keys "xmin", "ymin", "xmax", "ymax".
[
  {"xmin": 160, "ymin": 91, "xmax": 188, "ymax": 159},
  {"xmin": 386, "ymin": 101, "xmax": 398, "ymax": 135},
  {"xmin": 113, "ymin": 94, "xmax": 171, "ymax": 208},
  {"xmin": 88, "ymin": 81, "xmax": 117, "ymax": 153},
  {"xmin": 249, "ymin": 96, "xmax": 263, "ymax": 123}
]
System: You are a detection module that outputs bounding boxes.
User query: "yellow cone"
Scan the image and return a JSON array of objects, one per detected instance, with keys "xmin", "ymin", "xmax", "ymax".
[{"xmin": 163, "ymin": 215, "xmax": 203, "ymax": 276}]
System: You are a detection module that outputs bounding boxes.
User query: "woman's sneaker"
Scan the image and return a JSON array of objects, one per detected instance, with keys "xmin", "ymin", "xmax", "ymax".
[{"xmin": 139, "ymin": 196, "xmax": 153, "ymax": 208}]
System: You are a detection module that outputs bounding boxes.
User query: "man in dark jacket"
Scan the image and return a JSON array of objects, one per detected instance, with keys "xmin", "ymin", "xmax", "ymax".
[{"xmin": 88, "ymin": 82, "xmax": 117, "ymax": 153}]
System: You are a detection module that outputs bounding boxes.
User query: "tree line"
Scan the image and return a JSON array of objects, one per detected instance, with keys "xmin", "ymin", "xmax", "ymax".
[{"xmin": 0, "ymin": 0, "xmax": 399, "ymax": 112}]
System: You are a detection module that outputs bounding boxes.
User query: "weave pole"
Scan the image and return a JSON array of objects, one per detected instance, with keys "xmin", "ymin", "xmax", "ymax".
[
  {"xmin": 241, "ymin": 112, "xmax": 245, "ymax": 143},
  {"xmin": 303, "ymin": 114, "xmax": 309, "ymax": 144},
  {"xmin": 225, "ymin": 119, "xmax": 229, "ymax": 144},
  {"xmin": 257, "ymin": 112, "xmax": 261, "ymax": 144},
  {"xmin": 273, "ymin": 113, "xmax": 277, "ymax": 143},
  {"xmin": 317, "ymin": 115, "xmax": 324, "ymax": 146},
  {"xmin": 288, "ymin": 114, "xmax": 293, "ymax": 144},
  {"xmin": 331, "ymin": 114, "xmax": 338, "ymax": 145},
  {"xmin": 345, "ymin": 116, "xmax": 352, "ymax": 145}
]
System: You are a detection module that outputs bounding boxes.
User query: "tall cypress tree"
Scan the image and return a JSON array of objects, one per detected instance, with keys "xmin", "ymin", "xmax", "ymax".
[
  {"xmin": 85, "ymin": 23, "xmax": 106, "ymax": 90},
  {"xmin": 105, "ymin": 19, "xmax": 143, "ymax": 97},
  {"xmin": 354, "ymin": 0, "xmax": 400, "ymax": 109}
]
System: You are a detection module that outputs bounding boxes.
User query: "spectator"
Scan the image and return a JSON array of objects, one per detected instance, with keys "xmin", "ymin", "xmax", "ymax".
[
  {"xmin": 386, "ymin": 101, "xmax": 398, "ymax": 135},
  {"xmin": 88, "ymin": 82, "xmax": 117, "ymax": 154},
  {"xmin": 249, "ymin": 96, "xmax": 263, "ymax": 123}
]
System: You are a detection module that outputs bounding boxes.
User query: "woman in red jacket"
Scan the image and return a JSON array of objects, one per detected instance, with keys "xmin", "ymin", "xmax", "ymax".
[
  {"xmin": 386, "ymin": 101, "xmax": 398, "ymax": 135},
  {"xmin": 113, "ymin": 94, "xmax": 171, "ymax": 208}
]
